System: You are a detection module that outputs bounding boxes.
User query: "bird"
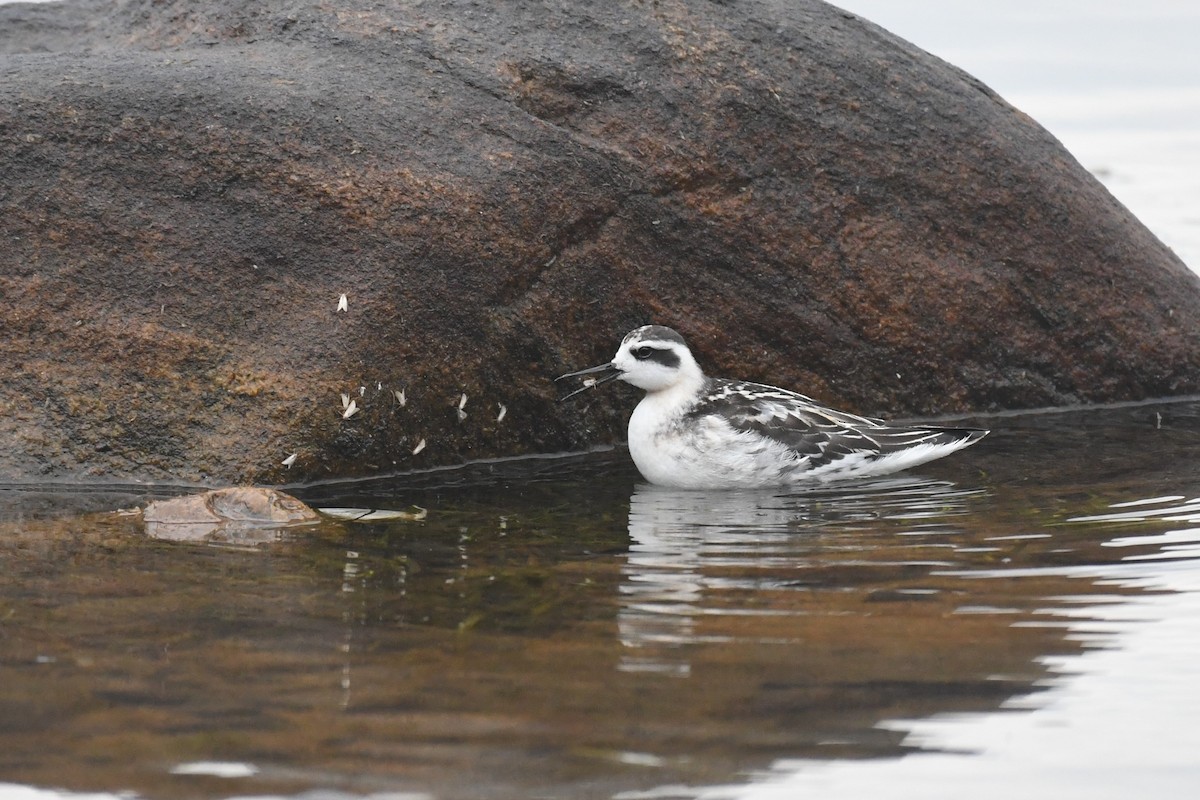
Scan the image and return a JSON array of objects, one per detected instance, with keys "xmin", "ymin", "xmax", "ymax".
[{"xmin": 556, "ymin": 325, "xmax": 987, "ymax": 489}]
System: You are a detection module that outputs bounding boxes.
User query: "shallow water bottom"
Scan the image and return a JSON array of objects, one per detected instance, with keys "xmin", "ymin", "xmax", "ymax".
[{"xmin": 2, "ymin": 399, "xmax": 1200, "ymax": 800}]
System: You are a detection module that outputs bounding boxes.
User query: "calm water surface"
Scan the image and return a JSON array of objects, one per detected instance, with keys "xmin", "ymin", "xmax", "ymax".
[{"xmin": 2, "ymin": 400, "xmax": 1200, "ymax": 800}]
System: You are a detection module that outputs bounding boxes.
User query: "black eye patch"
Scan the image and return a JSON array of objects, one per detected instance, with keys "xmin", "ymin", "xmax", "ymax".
[{"xmin": 632, "ymin": 345, "xmax": 680, "ymax": 368}]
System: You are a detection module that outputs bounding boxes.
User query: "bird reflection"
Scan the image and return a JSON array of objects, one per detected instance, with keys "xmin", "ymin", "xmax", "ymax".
[{"xmin": 618, "ymin": 477, "xmax": 984, "ymax": 676}]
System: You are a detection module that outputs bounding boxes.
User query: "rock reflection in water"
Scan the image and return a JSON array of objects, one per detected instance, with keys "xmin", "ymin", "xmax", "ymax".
[
  {"xmin": 6, "ymin": 423, "xmax": 1198, "ymax": 800},
  {"xmin": 703, "ymin": 490, "xmax": 1200, "ymax": 800},
  {"xmin": 619, "ymin": 478, "xmax": 984, "ymax": 676},
  {"xmin": 142, "ymin": 487, "xmax": 321, "ymax": 545}
]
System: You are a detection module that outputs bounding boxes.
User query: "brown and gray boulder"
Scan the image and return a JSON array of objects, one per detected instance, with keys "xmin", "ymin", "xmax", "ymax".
[
  {"xmin": 142, "ymin": 486, "xmax": 320, "ymax": 543},
  {"xmin": 2, "ymin": 0, "xmax": 1198, "ymax": 484}
]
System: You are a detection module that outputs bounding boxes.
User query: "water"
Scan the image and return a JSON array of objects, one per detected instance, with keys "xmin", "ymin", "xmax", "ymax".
[{"xmin": 3, "ymin": 399, "xmax": 1200, "ymax": 800}]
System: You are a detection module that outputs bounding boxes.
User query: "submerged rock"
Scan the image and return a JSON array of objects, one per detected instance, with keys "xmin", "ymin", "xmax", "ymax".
[
  {"xmin": 143, "ymin": 487, "xmax": 320, "ymax": 543},
  {"xmin": 2, "ymin": 0, "xmax": 1199, "ymax": 483}
]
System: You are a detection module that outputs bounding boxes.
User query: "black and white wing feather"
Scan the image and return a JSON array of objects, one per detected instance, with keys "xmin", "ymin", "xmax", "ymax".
[{"xmin": 691, "ymin": 379, "xmax": 985, "ymax": 472}]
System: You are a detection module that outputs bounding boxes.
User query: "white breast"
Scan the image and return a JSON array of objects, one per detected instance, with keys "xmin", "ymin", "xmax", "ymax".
[{"xmin": 628, "ymin": 395, "xmax": 806, "ymax": 489}]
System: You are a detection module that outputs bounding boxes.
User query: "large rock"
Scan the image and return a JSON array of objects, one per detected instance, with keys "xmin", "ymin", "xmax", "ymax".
[{"xmin": 2, "ymin": 0, "xmax": 1198, "ymax": 484}]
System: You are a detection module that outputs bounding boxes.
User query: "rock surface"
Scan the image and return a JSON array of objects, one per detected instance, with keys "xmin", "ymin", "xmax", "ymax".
[
  {"xmin": 2, "ymin": 0, "xmax": 1198, "ymax": 484},
  {"xmin": 142, "ymin": 486, "xmax": 320, "ymax": 542}
]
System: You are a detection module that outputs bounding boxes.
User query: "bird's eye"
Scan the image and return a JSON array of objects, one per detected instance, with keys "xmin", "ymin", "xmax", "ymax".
[{"xmin": 632, "ymin": 346, "xmax": 654, "ymax": 360}]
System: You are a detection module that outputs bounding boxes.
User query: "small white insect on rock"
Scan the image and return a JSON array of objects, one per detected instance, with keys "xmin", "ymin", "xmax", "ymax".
[
  {"xmin": 337, "ymin": 294, "xmax": 348, "ymax": 312},
  {"xmin": 496, "ymin": 403, "xmax": 507, "ymax": 423},
  {"xmin": 342, "ymin": 399, "xmax": 359, "ymax": 419},
  {"xmin": 394, "ymin": 389, "xmax": 407, "ymax": 407},
  {"xmin": 411, "ymin": 438, "xmax": 427, "ymax": 455},
  {"xmin": 281, "ymin": 453, "xmax": 298, "ymax": 468}
]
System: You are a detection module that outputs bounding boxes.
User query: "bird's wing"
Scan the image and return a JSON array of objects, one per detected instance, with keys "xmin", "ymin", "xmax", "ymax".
[
  {"xmin": 692, "ymin": 380, "xmax": 983, "ymax": 470},
  {"xmin": 698, "ymin": 380, "xmax": 885, "ymax": 427},
  {"xmin": 688, "ymin": 381, "xmax": 878, "ymax": 467}
]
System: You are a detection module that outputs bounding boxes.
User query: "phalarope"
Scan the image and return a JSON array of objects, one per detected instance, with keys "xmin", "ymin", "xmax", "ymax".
[{"xmin": 557, "ymin": 325, "xmax": 987, "ymax": 489}]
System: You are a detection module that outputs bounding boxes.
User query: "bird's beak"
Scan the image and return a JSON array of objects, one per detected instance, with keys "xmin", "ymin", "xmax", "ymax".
[{"xmin": 555, "ymin": 362, "xmax": 623, "ymax": 401}]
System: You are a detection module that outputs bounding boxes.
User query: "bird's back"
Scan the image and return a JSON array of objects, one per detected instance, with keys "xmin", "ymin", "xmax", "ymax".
[{"xmin": 663, "ymin": 378, "xmax": 987, "ymax": 485}]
